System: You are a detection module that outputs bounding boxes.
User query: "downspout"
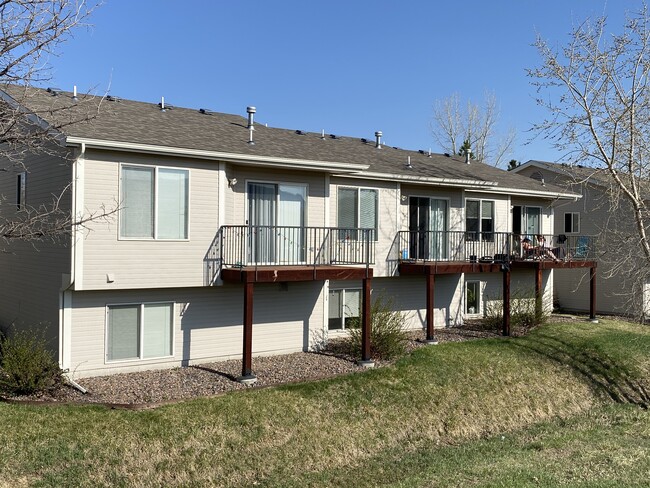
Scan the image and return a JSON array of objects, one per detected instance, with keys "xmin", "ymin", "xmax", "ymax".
[{"xmin": 59, "ymin": 143, "xmax": 84, "ymax": 377}]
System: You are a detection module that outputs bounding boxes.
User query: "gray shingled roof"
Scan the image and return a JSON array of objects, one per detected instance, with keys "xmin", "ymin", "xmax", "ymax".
[
  {"xmin": 520, "ymin": 160, "xmax": 610, "ymax": 187},
  {"xmin": 1, "ymin": 85, "xmax": 578, "ymax": 197}
]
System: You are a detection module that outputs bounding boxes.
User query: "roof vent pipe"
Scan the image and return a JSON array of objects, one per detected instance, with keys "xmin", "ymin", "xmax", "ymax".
[
  {"xmin": 465, "ymin": 148, "xmax": 471, "ymax": 164},
  {"xmin": 72, "ymin": 85, "xmax": 78, "ymax": 101},
  {"xmin": 375, "ymin": 131, "xmax": 382, "ymax": 149},
  {"xmin": 160, "ymin": 96, "xmax": 166, "ymax": 112},
  {"xmin": 246, "ymin": 106, "xmax": 256, "ymax": 129}
]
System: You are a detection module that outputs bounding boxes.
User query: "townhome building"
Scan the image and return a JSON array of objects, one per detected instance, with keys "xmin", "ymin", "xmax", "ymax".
[
  {"xmin": 514, "ymin": 160, "xmax": 648, "ymax": 317},
  {"xmin": 0, "ymin": 86, "xmax": 596, "ymax": 381}
]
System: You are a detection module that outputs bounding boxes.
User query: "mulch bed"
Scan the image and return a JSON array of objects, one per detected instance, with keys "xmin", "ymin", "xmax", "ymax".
[{"xmin": 0, "ymin": 316, "xmax": 582, "ymax": 408}]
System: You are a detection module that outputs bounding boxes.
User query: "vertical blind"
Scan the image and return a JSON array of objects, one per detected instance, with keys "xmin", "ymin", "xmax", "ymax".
[
  {"xmin": 143, "ymin": 303, "xmax": 173, "ymax": 358},
  {"xmin": 121, "ymin": 166, "xmax": 154, "ymax": 238},
  {"xmin": 157, "ymin": 169, "xmax": 188, "ymax": 239},
  {"xmin": 107, "ymin": 305, "xmax": 140, "ymax": 361},
  {"xmin": 120, "ymin": 166, "xmax": 189, "ymax": 239}
]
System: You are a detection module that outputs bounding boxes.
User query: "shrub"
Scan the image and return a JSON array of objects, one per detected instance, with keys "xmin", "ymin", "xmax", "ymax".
[
  {"xmin": 483, "ymin": 290, "xmax": 548, "ymax": 332},
  {"xmin": 0, "ymin": 327, "xmax": 63, "ymax": 396},
  {"xmin": 345, "ymin": 295, "xmax": 410, "ymax": 360}
]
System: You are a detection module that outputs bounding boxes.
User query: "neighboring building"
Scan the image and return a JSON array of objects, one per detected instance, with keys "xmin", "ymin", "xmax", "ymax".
[
  {"xmin": 513, "ymin": 160, "xmax": 646, "ymax": 317},
  {"xmin": 0, "ymin": 86, "xmax": 594, "ymax": 380}
]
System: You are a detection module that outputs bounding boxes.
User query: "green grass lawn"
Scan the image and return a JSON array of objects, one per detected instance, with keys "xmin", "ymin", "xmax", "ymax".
[{"xmin": 0, "ymin": 319, "xmax": 648, "ymax": 487}]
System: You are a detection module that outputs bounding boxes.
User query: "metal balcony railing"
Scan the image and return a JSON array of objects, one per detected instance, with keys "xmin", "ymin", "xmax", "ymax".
[
  {"xmin": 395, "ymin": 231, "xmax": 596, "ymax": 264},
  {"xmin": 510, "ymin": 233, "xmax": 597, "ymax": 262},
  {"xmin": 205, "ymin": 225, "xmax": 375, "ymax": 284},
  {"xmin": 396, "ymin": 230, "xmax": 513, "ymax": 263}
]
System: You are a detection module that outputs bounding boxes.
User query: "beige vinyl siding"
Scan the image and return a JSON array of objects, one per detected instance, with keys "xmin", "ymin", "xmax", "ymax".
[
  {"xmin": 516, "ymin": 166, "xmax": 623, "ymax": 315},
  {"xmin": 510, "ymin": 197, "xmax": 555, "ymax": 235},
  {"xmin": 464, "ymin": 192, "xmax": 510, "ymax": 232},
  {"xmin": 229, "ymin": 165, "xmax": 327, "ymax": 227},
  {"xmin": 330, "ymin": 275, "xmax": 462, "ymax": 330},
  {"xmin": 69, "ymin": 281, "xmax": 325, "ymax": 377},
  {"xmin": 466, "ymin": 268, "xmax": 553, "ymax": 319},
  {"xmin": 399, "ymin": 186, "xmax": 465, "ymax": 231},
  {"xmin": 80, "ymin": 150, "xmax": 219, "ymax": 290},
  {"xmin": 329, "ymin": 178, "xmax": 398, "ymax": 277},
  {"xmin": 0, "ymin": 145, "xmax": 72, "ymax": 356}
]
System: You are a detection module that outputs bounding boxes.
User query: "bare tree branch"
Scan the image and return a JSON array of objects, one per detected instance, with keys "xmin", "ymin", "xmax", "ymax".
[
  {"xmin": 530, "ymin": 3, "xmax": 650, "ymax": 318},
  {"xmin": 430, "ymin": 91, "xmax": 516, "ymax": 167},
  {"xmin": 0, "ymin": 1, "xmax": 115, "ymax": 246}
]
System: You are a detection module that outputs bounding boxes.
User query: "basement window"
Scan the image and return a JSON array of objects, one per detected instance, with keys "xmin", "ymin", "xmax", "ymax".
[
  {"xmin": 328, "ymin": 288, "xmax": 361, "ymax": 330},
  {"xmin": 465, "ymin": 281, "xmax": 481, "ymax": 315},
  {"xmin": 106, "ymin": 303, "xmax": 174, "ymax": 362}
]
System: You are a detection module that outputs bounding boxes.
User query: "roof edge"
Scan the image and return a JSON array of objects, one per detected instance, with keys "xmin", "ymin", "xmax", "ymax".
[
  {"xmin": 65, "ymin": 136, "xmax": 369, "ymax": 173},
  {"xmin": 340, "ymin": 171, "xmax": 498, "ymax": 188}
]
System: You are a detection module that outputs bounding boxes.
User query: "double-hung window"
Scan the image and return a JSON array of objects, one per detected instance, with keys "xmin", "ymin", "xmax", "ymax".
[
  {"xmin": 337, "ymin": 187, "xmax": 378, "ymax": 241},
  {"xmin": 564, "ymin": 212, "xmax": 580, "ymax": 233},
  {"xmin": 328, "ymin": 288, "xmax": 361, "ymax": 330},
  {"xmin": 120, "ymin": 165, "xmax": 189, "ymax": 239},
  {"xmin": 466, "ymin": 200, "xmax": 494, "ymax": 241},
  {"xmin": 106, "ymin": 303, "xmax": 174, "ymax": 361}
]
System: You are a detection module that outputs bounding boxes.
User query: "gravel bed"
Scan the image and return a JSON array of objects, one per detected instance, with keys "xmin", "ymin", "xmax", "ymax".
[{"xmin": 3, "ymin": 320, "xmax": 567, "ymax": 407}]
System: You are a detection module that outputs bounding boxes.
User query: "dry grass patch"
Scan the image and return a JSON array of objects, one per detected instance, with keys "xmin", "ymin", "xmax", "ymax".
[{"xmin": 0, "ymin": 319, "xmax": 648, "ymax": 486}]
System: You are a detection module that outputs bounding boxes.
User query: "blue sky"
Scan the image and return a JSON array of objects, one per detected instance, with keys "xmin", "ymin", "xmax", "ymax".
[{"xmin": 47, "ymin": 0, "xmax": 643, "ymax": 164}]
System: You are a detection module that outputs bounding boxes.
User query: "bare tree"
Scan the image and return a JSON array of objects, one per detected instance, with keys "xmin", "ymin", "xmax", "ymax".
[
  {"xmin": 530, "ymin": 4, "xmax": 650, "ymax": 318},
  {"xmin": 0, "ymin": 1, "xmax": 115, "ymax": 245},
  {"xmin": 431, "ymin": 91, "xmax": 516, "ymax": 167}
]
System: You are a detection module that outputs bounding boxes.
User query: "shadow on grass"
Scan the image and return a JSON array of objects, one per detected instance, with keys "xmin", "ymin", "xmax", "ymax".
[{"xmin": 510, "ymin": 332, "xmax": 650, "ymax": 409}]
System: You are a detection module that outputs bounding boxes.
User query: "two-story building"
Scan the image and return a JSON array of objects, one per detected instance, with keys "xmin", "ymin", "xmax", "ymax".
[
  {"xmin": 514, "ymin": 160, "xmax": 647, "ymax": 317},
  {"xmin": 0, "ymin": 86, "xmax": 596, "ymax": 381}
]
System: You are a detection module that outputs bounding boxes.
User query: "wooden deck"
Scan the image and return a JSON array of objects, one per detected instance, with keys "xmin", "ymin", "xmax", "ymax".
[{"xmin": 220, "ymin": 265, "xmax": 372, "ymax": 283}]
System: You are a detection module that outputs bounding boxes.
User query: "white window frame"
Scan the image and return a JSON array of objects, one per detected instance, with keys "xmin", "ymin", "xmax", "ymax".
[
  {"xmin": 465, "ymin": 280, "xmax": 482, "ymax": 316},
  {"xmin": 337, "ymin": 186, "xmax": 379, "ymax": 241},
  {"xmin": 119, "ymin": 163, "xmax": 190, "ymax": 241},
  {"xmin": 105, "ymin": 301, "xmax": 175, "ymax": 363},
  {"xmin": 524, "ymin": 206, "xmax": 542, "ymax": 236},
  {"xmin": 244, "ymin": 179, "xmax": 309, "ymax": 227},
  {"xmin": 16, "ymin": 172, "xmax": 25, "ymax": 210},
  {"xmin": 328, "ymin": 287, "xmax": 362, "ymax": 331},
  {"xmin": 465, "ymin": 199, "xmax": 495, "ymax": 241},
  {"xmin": 564, "ymin": 212, "xmax": 580, "ymax": 234}
]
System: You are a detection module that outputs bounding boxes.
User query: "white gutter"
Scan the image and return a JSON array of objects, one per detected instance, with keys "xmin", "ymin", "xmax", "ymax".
[
  {"xmin": 340, "ymin": 171, "xmax": 580, "ymax": 200},
  {"xmin": 65, "ymin": 136, "xmax": 369, "ymax": 173},
  {"xmin": 337, "ymin": 171, "xmax": 498, "ymax": 188},
  {"xmin": 467, "ymin": 185, "xmax": 581, "ymax": 200}
]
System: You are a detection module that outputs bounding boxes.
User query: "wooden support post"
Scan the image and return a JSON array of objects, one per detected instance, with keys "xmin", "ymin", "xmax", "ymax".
[
  {"xmin": 425, "ymin": 271, "xmax": 438, "ymax": 344},
  {"xmin": 502, "ymin": 267, "xmax": 511, "ymax": 336},
  {"xmin": 240, "ymin": 281, "xmax": 257, "ymax": 383},
  {"xmin": 359, "ymin": 276, "xmax": 374, "ymax": 367},
  {"xmin": 535, "ymin": 266, "xmax": 543, "ymax": 319},
  {"xmin": 589, "ymin": 266, "xmax": 598, "ymax": 322}
]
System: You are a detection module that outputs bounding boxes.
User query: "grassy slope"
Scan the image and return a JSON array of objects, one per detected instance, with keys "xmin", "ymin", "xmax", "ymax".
[{"xmin": 0, "ymin": 319, "xmax": 648, "ymax": 487}]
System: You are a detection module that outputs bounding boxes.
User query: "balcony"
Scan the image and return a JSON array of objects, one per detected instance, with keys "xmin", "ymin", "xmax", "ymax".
[
  {"xmin": 395, "ymin": 231, "xmax": 596, "ymax": 266},
  {"xmin": 205, "ymin": 226, "xmax": 375, "ymax": 285}
]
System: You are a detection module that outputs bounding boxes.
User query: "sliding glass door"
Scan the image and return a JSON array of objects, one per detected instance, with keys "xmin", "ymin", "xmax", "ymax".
[
  {"xmin": 409, "ymin": 197, "xmax": 448, "ymax": 260},
  {"xmin": 248, "ymin": 182, "xmax": 306, "ymax": 264}
]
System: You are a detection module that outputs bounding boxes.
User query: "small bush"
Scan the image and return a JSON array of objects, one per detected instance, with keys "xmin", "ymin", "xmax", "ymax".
[
  {"xmin": 0, "ymin": 327, "xmax": 63, "ymax": 396},
  {"xmin": 345, "ymin": 295, "xmax": 410, "ymax": 360},
  {"xmin": 483, "ymin": 290, "xmax": 548, "ymax": 332}
]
